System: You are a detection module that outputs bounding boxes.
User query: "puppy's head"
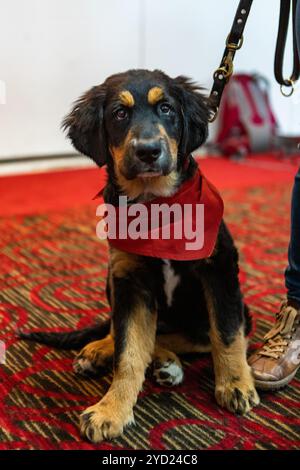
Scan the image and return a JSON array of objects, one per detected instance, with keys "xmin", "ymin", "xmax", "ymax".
[{"xmin": 63, "ymin": 69, "xmax": 209, "ymax": 198}]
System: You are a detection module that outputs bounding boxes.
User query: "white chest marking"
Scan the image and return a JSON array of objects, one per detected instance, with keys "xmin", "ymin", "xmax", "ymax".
[{"xmin": 162, "ymin": 260, "xmax": 180, "ymax": 307}]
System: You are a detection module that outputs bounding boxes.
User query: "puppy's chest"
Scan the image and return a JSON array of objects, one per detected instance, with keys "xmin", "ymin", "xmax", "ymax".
[{"xmin": 162, "ymin": 260, "xmax": 181, "ymax": 307}]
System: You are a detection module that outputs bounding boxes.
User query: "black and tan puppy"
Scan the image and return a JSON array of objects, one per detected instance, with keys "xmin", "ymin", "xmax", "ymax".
[{"xmin": 21, "ymin": 69, "xmax": 259, "ymax": 443}]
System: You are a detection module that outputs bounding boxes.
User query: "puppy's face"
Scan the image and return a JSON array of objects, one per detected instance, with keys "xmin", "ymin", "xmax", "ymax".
[
  {"xmin": 105, "ymin": 82, "xmax": 181, "ymax": 180},
  {"xmin": 63, "ymin": 70, "xmax": 209, "ymax": 198}
]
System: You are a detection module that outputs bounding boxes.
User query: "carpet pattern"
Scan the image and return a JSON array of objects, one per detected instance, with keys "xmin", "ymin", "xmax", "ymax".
[{"xmin": 0, "ymin": 181, "xmax": 299, "ymax": 450}]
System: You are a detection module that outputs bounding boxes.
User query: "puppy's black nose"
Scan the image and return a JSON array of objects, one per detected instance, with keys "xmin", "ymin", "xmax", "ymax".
[{"xmin": 134, "ymin": 140, "xmax": 162, "ymax": 163}]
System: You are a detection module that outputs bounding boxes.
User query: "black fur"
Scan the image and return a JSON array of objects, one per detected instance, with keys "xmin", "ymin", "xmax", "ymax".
[
  {"xmin": 62, "ymin": 85, "xmax": 107, "ymax": 166},
  {"xmin": 62, "ymin": 70, "xmax": 209, "ymax": 171},
  {"xmin": 21, "ymin": 69, "xmax": 250, "ymax": 369},
  {"xmin": 17, "ymin": 320, "xmax": 110, "ymax": 350}
]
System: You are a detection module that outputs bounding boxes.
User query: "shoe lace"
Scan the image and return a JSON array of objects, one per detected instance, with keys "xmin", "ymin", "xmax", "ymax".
[{"xmin": 259, "ymin": 302, "xmax": 299, "ymax": 359}]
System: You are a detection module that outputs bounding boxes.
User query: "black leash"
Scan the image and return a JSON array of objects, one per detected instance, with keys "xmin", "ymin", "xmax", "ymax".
[
  {"xmin": 208, "ymin": 0, "xmax": 253, "ymax": 121},
  {"xmin": 208, "ymin": 0, "xmax": 300, "ymax": 122},
  {"xmin": 274, "ymin": 0, "xmax": 300, "ymax": 96}
]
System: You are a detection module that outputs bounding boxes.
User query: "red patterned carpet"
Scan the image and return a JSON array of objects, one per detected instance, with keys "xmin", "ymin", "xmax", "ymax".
[{"xmin": 0, "ymin": 156, "xmax": 299, "ymax": 450}]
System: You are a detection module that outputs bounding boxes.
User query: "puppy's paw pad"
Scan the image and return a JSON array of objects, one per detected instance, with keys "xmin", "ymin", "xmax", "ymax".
[
  {"xmin": 80, "ymin": 404, "xmax": 133, "ymax": 443},
  {"xmin": 153, "ymin": 360, "xmax": 184, "ymax": 386}
]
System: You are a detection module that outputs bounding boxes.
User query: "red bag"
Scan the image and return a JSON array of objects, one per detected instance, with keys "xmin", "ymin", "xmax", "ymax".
[{"xmin": 215, "ymin": 74, "xmax": 278, "ymax": 157}]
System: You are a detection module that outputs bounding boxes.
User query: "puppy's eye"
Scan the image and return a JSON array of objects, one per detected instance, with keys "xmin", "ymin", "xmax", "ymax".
[
  {"xmin": 114, "ymin": 108, "xmax": 128, "ymax": 121},
  {"xmin": 159, "ymin": 102, "xmax": 172, "ymax": 114}
]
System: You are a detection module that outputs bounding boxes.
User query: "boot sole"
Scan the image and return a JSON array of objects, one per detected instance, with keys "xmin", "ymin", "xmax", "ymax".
[{"xmin": 254, "ymin": 368, "xmax": 298, "ymax": 391}]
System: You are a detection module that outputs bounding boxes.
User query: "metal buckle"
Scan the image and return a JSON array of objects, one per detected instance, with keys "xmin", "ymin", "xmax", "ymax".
[{"xmin": 226, "ymin": 35, "xmax": 244, "ymax": 50}]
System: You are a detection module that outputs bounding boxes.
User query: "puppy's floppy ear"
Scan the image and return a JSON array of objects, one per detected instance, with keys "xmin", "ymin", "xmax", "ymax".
[
  {"xmin": 62, "ymin": 85, "xmax": 107, "ymax": 167},
  {"xmin": 172, "ymin": 76, "xmax": 210, "ymax": 157}
]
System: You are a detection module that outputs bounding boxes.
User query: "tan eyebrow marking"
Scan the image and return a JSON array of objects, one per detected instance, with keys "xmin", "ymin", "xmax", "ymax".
[
  {"xmin": 119, "ymin": 90, "xmax": 135, "ymax": 107},
  {"xmin": 148, "ymin": 87, "xmax": 164, "ymax": 105}
]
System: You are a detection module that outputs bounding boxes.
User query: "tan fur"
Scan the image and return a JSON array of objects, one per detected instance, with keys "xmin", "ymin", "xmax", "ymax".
[
  {"xmin": 156, "ymin": 333, "xmax": 212, "ymax": 354},
  {"xmin": 76, "ymin": 335, "xmax": 114, "ymax": 368},
  {"xmin": 110, "ymin": 129, "xmax": 133, "ymax": 168},
  {"xmin": 119, "ymin": 90, "xmax": 135, "ymax": 107},
  {"xmin": 110, "ymin": 247, "xmax": 141, "ymax": 278},
  {"xmin": 110, "ymin": 131, "xmax": 178, "ymax": 199},
  {"xmin": 75, "ymin": 332, "xmax": 211, "ymax": 374},
  {"xmin": 158, "ymin": 124, "xmax": 178, "ymax": 163},
  {"xmin": 116, "ymin": 170, "xmax": 178, "ymax": 200},
  {"xmin": 110, "ymin": 123, "xmax": 179, "ymax": 200},
  {"xmin": 203, "ymin": 281, "xmax": 259, "ymax": 413},
  {"xmin": 148, "ymin": 86, "xmax": 164, "ymax": 105},
  {"xmin": 154, "ymin": 345, "xmax": 177, "ymax": 362},
  {"xmin": 80, "ymin": 306, "xmax": 157, "ymax": 442}
]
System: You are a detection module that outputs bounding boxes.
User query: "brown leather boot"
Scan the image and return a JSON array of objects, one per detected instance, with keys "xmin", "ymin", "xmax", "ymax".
[{"xmin": 248, "ymin": 300, "xmax": 300, "ymax": 390}]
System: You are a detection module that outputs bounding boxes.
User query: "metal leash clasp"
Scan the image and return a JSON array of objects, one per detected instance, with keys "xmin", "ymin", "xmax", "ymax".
[
  {"xmin": 214, "ymin": 35, "xmax": 244, "ymax": 83},
  {"xmin": 208, "ymin": 106, "xmax": 219, "ymax": 123},
  {"xmin": 214, "ymin": 52, "xmax": 234, "ymax": 82},
  {"xmin": 280, "ymin": 78, "xmax": 295, "ymax": 97},
  {"xmin": 209, "ymin": 32, "xmax": 245, "ymax": 123}
]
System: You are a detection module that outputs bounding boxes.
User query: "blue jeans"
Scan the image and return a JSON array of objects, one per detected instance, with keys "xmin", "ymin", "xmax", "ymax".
[
  {"xmin": 285, "ymin": 168, "xmax": 300, "ymax": 303},
  {"xmin": 285, "ymin": 1, "xmax": 300, "ymax": 304}
]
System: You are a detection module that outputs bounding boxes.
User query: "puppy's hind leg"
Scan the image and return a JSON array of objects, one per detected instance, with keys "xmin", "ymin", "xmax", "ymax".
[
  {"xmin": 152, "ymin": 334, "xmax": 211, "ymax": 387},
  {"xmin": 73, "ymin": 334, "xmax": 114, "ymax": 377},
  {"xmin": 152, "ymin": 345, "xmax": 184, "ymax": 386}
]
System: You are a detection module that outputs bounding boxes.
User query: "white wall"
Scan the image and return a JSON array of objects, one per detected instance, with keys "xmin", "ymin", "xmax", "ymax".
[
  {"xmin": 0, "ymin": 0, "xmax": 141, "ymax": 158},
  {"xmin": 0, "ymin": 0, "xmax": 298, "ymax": 159}
]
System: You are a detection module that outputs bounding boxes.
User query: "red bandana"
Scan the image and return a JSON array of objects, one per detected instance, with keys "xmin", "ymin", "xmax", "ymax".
[{"xmin": 96, "ymin": 169, "xmax": 224, "ymax": 261}]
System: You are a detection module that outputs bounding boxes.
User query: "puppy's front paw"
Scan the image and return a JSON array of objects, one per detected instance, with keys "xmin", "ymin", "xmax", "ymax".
[
  {"xmin": 80, "ymin": 401, "xmax": 134, "ymax": 443},
  {"xmin": 215, "ymin": 378, "xmax": 260, "ymax": 415}
]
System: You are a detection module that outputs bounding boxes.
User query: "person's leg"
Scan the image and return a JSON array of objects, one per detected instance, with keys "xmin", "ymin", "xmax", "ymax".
[
  {"xmin": 287, "ymin": 0, "xmax": 300, "ymax": 299},
  {"xmin": 285, "ymin": 168, "xmax": 300, "ymax": 303},
  {"xmin": 249, "ymin": 167, "xmax": 300, "ymax": 390},
  {"xmin": 249, "ymin": 1, "xmax": 300, "ymax": 390}
]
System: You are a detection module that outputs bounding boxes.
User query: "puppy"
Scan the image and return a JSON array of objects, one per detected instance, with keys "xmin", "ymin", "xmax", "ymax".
[{"xmin": 22, "ymin": 69, "xmax": 259, "ymax": 443}]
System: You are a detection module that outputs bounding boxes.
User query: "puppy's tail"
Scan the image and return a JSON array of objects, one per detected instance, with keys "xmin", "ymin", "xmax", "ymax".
[{"xmin": 17, "ymin": 318, "xmax": 111, "ymax": 350}]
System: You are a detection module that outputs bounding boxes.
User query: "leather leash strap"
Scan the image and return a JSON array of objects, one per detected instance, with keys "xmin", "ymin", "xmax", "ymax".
[
  {"xmin": 208, "ymin": 0, "xmax": 300, "ymax": 122},
  {"xmin": 208, "ymin": 0, "xmax": 253, "ymax": 122},
  {"xmin": 274, "ymin": 0, "xmax": 300, "ymax": 96}
]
